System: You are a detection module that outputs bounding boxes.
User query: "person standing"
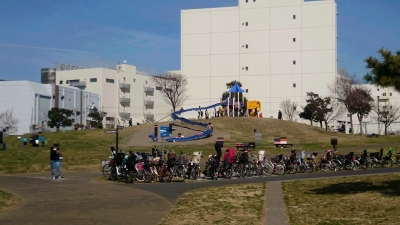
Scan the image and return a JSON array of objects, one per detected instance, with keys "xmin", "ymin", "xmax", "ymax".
[
  {"xmin": 205, "ymin": 109, "xmax": 209, "ymax": 119},
  {"xmin": 50, "ymin": 143, "xmax": 63, "ymax": 180},
  {"xmin": 278, "ymin": 110, "xmax": 282, "ymax": 120},
  {"xmin": 128, "ymin": 118, "xmax": 133, "ymax": 127},
  {"xmin": 198, "ymin": 106, "xmax": 202, "ymax": 119}
]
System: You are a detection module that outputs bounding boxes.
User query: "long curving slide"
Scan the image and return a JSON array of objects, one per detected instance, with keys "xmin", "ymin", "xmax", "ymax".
[{"xmin": 166, "ymin": 102, "xmax": 223, "ymax": 142}]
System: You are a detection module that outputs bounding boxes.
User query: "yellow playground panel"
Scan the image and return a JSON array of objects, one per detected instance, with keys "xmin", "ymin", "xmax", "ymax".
[{"xmin": 247, "ymin": 101, "xmax": 261, "ymax": 117}]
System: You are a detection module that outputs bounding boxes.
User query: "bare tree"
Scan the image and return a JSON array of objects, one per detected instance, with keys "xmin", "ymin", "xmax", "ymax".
[
  {"xmin": 151, "ymin": 73, "xmax": 188, "ymax": 112},
  {"xmin": 328, "ymin": 68, "xmax": 358, "ymax": 134},
  {"xmin": 371, "ymin": 100, "xmax": 400, "ymax": 135},
  {"xmin": 280, "ymin": 99, "xmax": 299, "ymax": 121},
  {"xmin": 0, "ymin": 108, "xmax": 19, "ymax": 128},
  {"xmin": 324, "ymin": 99, "xmax": 346, "ymax": 132}
]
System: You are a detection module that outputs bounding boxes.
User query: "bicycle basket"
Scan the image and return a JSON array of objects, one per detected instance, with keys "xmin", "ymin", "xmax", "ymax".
[{"xmin": 168, "ymin": 153, "xmax": 177, "ymax": 160}]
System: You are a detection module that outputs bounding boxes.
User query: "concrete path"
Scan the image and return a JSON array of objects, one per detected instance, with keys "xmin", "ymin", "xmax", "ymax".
[
  {"xmin": 0, "ymin": 172, "xmax": 173, "ymax": 225},
  {"xmin": 125, "ymin": 121, "xmax": 230, "ymax": 147},
  {"xmin": 1, "ymin": 167, "xmax": 400, "ymax": 225},
  {"xmin": 265, "ymin": 182, "xmax": 289, "ymax": 225}
]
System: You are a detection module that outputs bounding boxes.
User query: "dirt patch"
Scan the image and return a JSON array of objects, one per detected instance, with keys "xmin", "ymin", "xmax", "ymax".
[
  {"xmin": 160, "ymin": 183, "xmax": 266, "ymax": 225},
  {"xmin": 0, "ymin": 190, "xmax": 22, "ymax": 215}
]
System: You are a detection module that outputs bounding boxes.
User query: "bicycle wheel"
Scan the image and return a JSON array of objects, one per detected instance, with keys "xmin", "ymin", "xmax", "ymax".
[
  {"xmin": 190, "ymin": 165, "xmax": 200, "ymax": 180},
  {"xmin": 144, "ymin": 167, "xmax": 156, "ymax": 183},
  {"xmin": 175, "ymin": 166, "xmax": 186, "ymax": 182},
  {"xmin": 275, "ymin": 165, "xmax": 285, "ymax": 175},
  {"xmin": 109, "ymin": 167, "xmax": 117, "ymax": 181},
  {"xmin": 125, "ymin": 170, "xmax": 134, "ymax": 183},
  {"xmin": 102, "ymin": 164, "xmax": 111, "ymax": 177},
  {"xmin": 134, "ymin": 170, "xmax": 145, "ymax": 182},
  {"xmin": 382, "ymin": 159, "xmax": 393, "ymax": 168},
  {"xmin": 223, "ymin": 167, "xmax": 233, "ymax": 179},
  {"xmin": 353, "ymin": 161, "xmax": 360, "ymax": 170}
]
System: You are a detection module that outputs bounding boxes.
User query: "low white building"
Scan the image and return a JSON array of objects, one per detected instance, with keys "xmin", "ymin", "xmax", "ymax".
[
  {"xmin": 338, "ymin": 85, "xmax": 400, "ymax": 135},
  {"xmin": 0, "ymin": 81, "xmax": 100, "ymax": 135},
  {"xmin": 54, "ymin": 62, "xmax": 172, "ymax": 128}
]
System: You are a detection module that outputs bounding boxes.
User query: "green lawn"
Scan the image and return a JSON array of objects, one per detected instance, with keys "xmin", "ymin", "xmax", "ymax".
[
  {"xmin": 1, "ymin": 117, "xmax": 400, "ymax": 174},
  {"xmin": 160, "ymin": 183, "xmax": 266, "ymax": 225},
  {"xmin": 282, "ymin": 173, "xmax": 400, "ymax": 225}
]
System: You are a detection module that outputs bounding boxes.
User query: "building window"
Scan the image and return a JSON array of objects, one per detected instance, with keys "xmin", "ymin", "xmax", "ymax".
[
  {"xmin": 377, "ymin": 88, "xmax": 379, "ymax": 91},
  {"xmin": 59, "ymin": 81, "xmax": 63, "ymax": 84},
  {"xmin": 347, "ymin": 114, "xmax": 350, "ymax": 117},
  {"xmin": 242, "ymin": 22, "xmax": 248, "ymax": 26},
  {"xmin": 390, "ymin": 106, "xmax": 393, "ymax": 109},
  {"xmin": 364, "ymin": 115, "xmax": 368, "ymax": 118},
  {"xmin": 90, "ymin": 78, "xmax": 97, "ymax": 82},
  {"xmin": 253, "ymin": 0, "xmax": 256, "ymax": 2},
  {"xmin": 66, "ymin": 79, "xmax": 79, "ymax": 84},
  {"xmin": 245, "ymin": 67, "xmax": 248, "ymax": 71},
  {"xmin": 245, "ymin": 0, "xmax": 248, "ymax": 2},
  {"xmin": 245, "ymin": 44, "xmax": 248, "ymax": 48},
  {"xmin": 246, "ymin": 89, "xmax": 248, "ymax": 93},
  {"xmin": 105, "ymin": 117, "xmax": 114, "ymax": 121},
  {"xmin": 293, "ymin": 15, "xmax": 296, "ymax": 19},
  {"xmin": 390, "ymin": 93, "xmax": 392, "ymax": 96},
  {"xmin": 293, "ymin": 38, "xmax": 296, "ymax": 42},
  {"xmin": 293, "ymin": 83, "xmax": 296, "ymax": 88},
  {"xmin": 156, "ymin": 86, "xmax": 162, "ymax": 90},
  {"xmin": 383, "ymin": 93, "xmax": 386, "ymax": 96},
  {"xmin": 106, "ymin": 78, "xmax": 114, "ymax": 83},
  {"xmin": 293, "ymin": 60, "xmax": 296, "ymax": 65}
]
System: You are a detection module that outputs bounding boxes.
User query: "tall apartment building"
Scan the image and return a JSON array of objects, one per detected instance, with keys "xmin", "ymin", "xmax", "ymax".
[
  {"xmin": 181, "ymin": 0, "xmax": 337, "ymax": 119},
  {"xmin": 54, "ymin": 62, "xmax": 171, "ymax": 127}
]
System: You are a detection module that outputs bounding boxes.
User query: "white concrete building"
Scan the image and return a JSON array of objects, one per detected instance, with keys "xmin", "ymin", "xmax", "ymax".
[
  {"xmin": 0, "ymin": 81, "xmax": 100, "ymax": 135},
  {"xmin": 55, "ymin": 63, "xmax": 172, "ymax": 128},
  {"xmin": 180, "ymin": 0, "xmax": 337, "ymax": 119}
]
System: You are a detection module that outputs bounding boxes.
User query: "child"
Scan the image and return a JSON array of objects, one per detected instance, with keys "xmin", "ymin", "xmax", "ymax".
[{"xmin": 148, "ymin": 134, "xmax": 158, "ymax": 142}]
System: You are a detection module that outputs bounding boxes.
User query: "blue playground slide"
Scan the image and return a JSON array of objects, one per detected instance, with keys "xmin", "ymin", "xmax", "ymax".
[{"xmin": 166, "ymin": 102, "xmax": 223, "ymax": 142}]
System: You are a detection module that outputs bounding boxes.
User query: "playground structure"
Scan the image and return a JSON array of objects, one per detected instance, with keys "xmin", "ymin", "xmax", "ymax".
[
  {"xmin": 247, "ymin": 101, "xmax": 261, "ymax": 117},
  {"xmin": 165, "ymin": 82, "xmax": 262, "ymax": 142},
  {"xmin": 166, "ymin": 102, "xmax": 223, "ymax": 142}
]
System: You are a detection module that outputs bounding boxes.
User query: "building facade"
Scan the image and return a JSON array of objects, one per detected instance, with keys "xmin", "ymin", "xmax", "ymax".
[
  {"xmin": 0, "ymin": 81, "xmax": 100, "ymax": 135},
  {"xmin": 54, "ymin": 62, "xmax": 172, "ymax": 128},
  {"xmin": 181, "ymin": 0, "xmax": 337, "ymax": 119}
]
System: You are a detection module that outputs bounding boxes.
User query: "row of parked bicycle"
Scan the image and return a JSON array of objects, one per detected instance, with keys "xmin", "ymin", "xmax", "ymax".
[{"xmin": 101, "ymin": 146, "xmax": 400, "ymax": 183}]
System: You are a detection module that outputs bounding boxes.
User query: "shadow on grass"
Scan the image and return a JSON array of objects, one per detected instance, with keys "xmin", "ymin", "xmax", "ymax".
[{"xmin": 308, "ymin": 180, "xmax": 400, "ymax": 196}]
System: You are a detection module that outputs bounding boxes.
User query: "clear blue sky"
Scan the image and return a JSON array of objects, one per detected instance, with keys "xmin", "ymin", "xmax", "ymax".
[{"xmin": 0, "ymin": 0, "xmax": 399, "ymax": 83}]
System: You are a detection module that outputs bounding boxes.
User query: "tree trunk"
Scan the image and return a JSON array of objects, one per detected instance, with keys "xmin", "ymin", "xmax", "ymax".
[
  {"xmin": 385, "ymin": 124, "xmax": 388, "ymax": 135},
  {"xmin": 358, "ymin": 118, "xmax": 363, "ymax": 136},
  {"xmin": 324, "ymin": 121, "xmax": 328, "ymax": 132},
  {"xmin": 319, "ymin": 121, "xmax": 323, "ymax": 128},
  {"xmin": 350, "ymin": 114, "xmax": 354, "ymax": 135},
  {"xmin": 310, "ymin": 120, "xmax": 313, "ymax": 126}
]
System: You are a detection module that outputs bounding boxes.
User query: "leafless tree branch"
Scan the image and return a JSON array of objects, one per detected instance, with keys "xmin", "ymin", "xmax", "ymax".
[
  {"xmin": 0, "ymin": 108, "xmax": 19, "ymax": 127},
  {"xmin": 280, "ymin": 99, "xmax": 299, "ymax": 121},
  {"xmin": 151, "ymin": 73, "xmax": 189, "ymax": 112}
]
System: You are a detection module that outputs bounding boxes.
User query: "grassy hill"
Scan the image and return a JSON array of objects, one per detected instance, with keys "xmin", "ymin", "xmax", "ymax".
[{"xmin": 1, "ymin": 117, "xmax": 399, "ymax": 174}]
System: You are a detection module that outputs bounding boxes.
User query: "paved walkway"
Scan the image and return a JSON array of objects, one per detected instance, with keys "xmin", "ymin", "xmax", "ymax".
[
  {"xmin": 265, "ymin": 182, "xmax": 289, "ymax": 225},
  {"xmin": 1, "ymin": 167, "xmax": 400, "ymax": 225},
  {"xmin": 0, "ymin": 172, "xmax": 173, "ymax": 225}
]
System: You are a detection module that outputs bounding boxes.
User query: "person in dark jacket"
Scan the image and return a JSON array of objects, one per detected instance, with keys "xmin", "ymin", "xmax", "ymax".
[
  {"xmin": 214, "ymin": 137, "xmax": 224, "ymax": 166},
  {"xmin": 50, "ymin": 143, "xmax": 63, "ymax": 180},
  {"xmin": 278, "ymin": 110, "xmax": 283, "ymax": 120}
]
